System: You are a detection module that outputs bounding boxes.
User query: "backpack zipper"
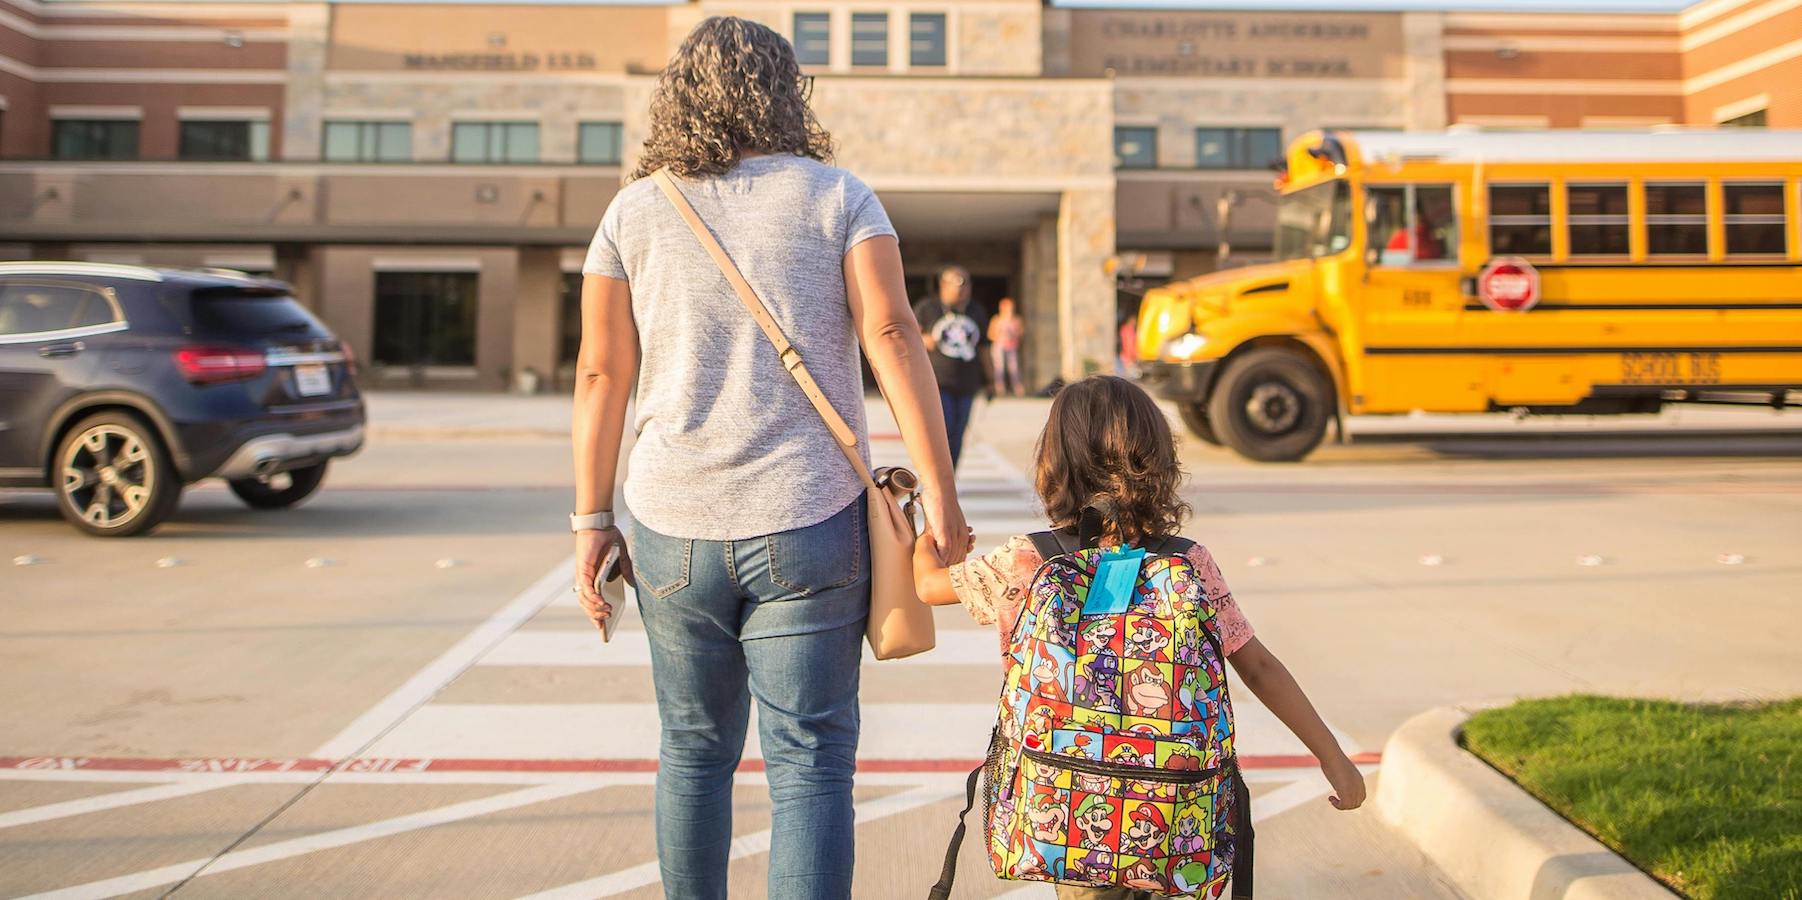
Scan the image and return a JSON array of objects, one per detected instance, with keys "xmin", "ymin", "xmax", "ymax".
[{"xmin": 1020, "ymin": 746, "xmax": 1221, "ymax": 784}]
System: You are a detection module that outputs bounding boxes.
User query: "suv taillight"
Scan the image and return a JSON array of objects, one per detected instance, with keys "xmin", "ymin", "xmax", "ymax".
[
  {"xmin": 339, "ymin": 341, "xmax": 357, "ymax": 375},
  {"xmin": 174, "ymin": 346, "xmax": 267, "ymax": 383}
]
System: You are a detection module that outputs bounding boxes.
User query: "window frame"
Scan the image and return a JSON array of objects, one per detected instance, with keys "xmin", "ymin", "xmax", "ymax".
[
  {"xmin": 323, "ymin": 120, "xmax": 412, "ymax": 163},
  {"xmin": 850, "ymin": 12, "xmax": 890, "ymax": 68},
  {"xmin": 909, "ymin": 13, "xmax": 947, "ymax": 68},
  {"xmin": 1643, "ymin": 181, "xmax": 1710, "ymax": 258},
  {"xmin": 0, "ymin": 278, "xmax": 127, "ymax": 344},
  {"xmin": 1113, "ymin": 126, "xmax": 1158, "ymax": 170},
  {"xmin": 449, "ymin": 121, "xmax": 540, "ymax": 164},
  {"xmin": 1364, "ymin": 183, "xmax": 1460, "ymax": 269},
  {"xmin": 1193, "ymin": 127, "xmax": 1283, "ymax": 170},
  {"xmin": 1565, "ymin": 182, "xmax": 1631, "ymax": 258},
  {"xmin": 1486, "ymin": 182, "xmax": 1554, "ymax": 258},
  {"xmin": 49, "ymin": 118, "xmax": 140, "ymax": 161},
  {"xmin": 576, "ymin": 121, "xmax": 624, "ymax": 166},
  {"xmin": 793, "ymin": 12, "xmax": 831, "ymax": 67},
  {"xmin": 1721, "ymin": 181, "xmax": 1788, "ymax": 257},
  {"xmin": 177, "ymin": 119, "xmax": 270, "ymax": 162}
]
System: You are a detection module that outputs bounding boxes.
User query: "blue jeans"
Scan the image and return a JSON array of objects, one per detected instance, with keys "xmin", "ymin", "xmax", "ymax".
[
  {"xmin": 940, "ymin": 388, "xmax": 977, "ymax": 467},
  {"xmin": 632, "ymin": 497, "xmax": 870, "ymax": 900}
]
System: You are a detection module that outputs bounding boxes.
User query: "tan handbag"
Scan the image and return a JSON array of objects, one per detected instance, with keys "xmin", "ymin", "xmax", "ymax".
[{"xmin": 650, "ymin": 167, "xmax": 937, "ymax": 660}]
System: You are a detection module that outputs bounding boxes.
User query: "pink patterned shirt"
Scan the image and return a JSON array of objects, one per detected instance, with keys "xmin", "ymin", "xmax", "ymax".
[{"xmin": 947, "ymin": 535, "xmax": 1256, "ymax": 660}]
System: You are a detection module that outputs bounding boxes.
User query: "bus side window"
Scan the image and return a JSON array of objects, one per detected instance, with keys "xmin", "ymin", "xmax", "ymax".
[
  {"xmin": 1367, "ymin": 186, "xmax": 1409, "ymax": 265},
  {"xmin": 1369, "ymin": 185, "xmax": 1456, "ymax": 266},
  {"xmin": 1723, "ymin": 183, "xmax": 1787, "ymax": 255},
  {"xmin": 1568, "ymin": 183, "xmax": 1630, "ymax": 256},
  {"xmin": 1645, "ymin": 183, "xmax": 1708, "ymax": 256},
  {"xmin": 1489, "ymin": 184, "xmax": 1552, "ymax": 257}
]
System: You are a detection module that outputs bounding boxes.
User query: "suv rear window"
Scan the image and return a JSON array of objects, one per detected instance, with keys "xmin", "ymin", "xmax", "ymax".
[{"xmin": 189, "ymin": 288, "xmax": 330, "ymax": 338}]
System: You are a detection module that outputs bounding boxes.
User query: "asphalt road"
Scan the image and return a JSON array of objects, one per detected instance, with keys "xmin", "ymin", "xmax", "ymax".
[{"xmin": 2, "ymin": 394, "xmax": 1798, "ymax": 899}]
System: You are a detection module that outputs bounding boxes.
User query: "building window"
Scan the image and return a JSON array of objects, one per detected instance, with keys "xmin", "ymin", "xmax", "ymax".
[
  {"xmin": 179, "ymin": 120, "xmax": 269, "ymax": 161},
  {"xmin": 450, "ymin": 122, "xmax": 539, "ymax": 164},
  {"xmin": 1645, "ymin": 183, "xmax": 1707, "ymax": 256},
  {"xmin": 1194, "ymin": 127, "xmax": 1283, "ymax": 170},
  {"xmin": 560, "ymin": 271, "xmax": 583, "ymax": 366},
  {"xmin": 1114, "ymin": 127, "xmax": 1157, "ymax": 169},
  {"xmin": 1566, "ymin": 183, "xmax": 1630, "ymax": 256},
  {"xmin": 794, "ymin": 13, "xmax": 830, "ymax": 66},
  {"xmin": 323, "ymin": 121, "xmax": 411, "ymax": 162},
  {"xmin": 577, "ymin": 122, "xmax": 623, "ymax": 165},
  {"xmin": 373, "ymin": 272, "xmax": 478, "ymax": 367},
  {"xmin": 910, "ymin": 14, "xmax": 947, "ymax": 67},
  {"xmin": 1366, "ymin": 184, "xmax": 1457, "ymax": 265},
  {"xmin": 51, "ymin": 119, "xmax": 138, "ymax": 160},
  {"xmin": 851, "ymin": 13, "xmax": 888, "ymax": 67},
  {"xmin": 1720, "ymin": 109, "xmax": 1767, "ymax": 128},
  {"xmin": 1723, "ymin": 183, "xmax": 1786, "ymax": 255},
  {"xmin": 1488, "ymin": 184, "xmax": 1552, "ymax": 256}
]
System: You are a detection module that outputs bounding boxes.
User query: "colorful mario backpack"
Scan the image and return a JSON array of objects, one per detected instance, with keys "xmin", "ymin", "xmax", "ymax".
[{"xmin": 929, "ymin": 519, "xmax": 1253, "ymax": 900}]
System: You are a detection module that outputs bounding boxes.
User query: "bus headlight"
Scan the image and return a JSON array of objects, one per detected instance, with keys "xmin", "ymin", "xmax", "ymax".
[{"xmin": 1160, "ymin": 332, "xmax": 1209, "ymax": 362}]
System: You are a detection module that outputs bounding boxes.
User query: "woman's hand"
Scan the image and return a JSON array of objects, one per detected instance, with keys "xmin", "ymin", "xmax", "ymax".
[
  {"xmin": 921, "ymin": 488, "xmax": 971, "ymax": 566},
  {"xmin": 1322, "ymin": 753, "xmax": 1367, "ymax": 811},
  {"xmin": 575, "ymin": 526, "xmax": 634, "ymax": 631}
]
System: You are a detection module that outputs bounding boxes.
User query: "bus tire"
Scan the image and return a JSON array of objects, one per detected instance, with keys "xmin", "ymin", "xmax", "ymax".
[
  {"xmin": 1207, "ymin": 348, "xmax": 1332, "ymax": 462},
  {"xmin": 1178, "ymin": 402, "xmax": 1223, "ymax": 446}
]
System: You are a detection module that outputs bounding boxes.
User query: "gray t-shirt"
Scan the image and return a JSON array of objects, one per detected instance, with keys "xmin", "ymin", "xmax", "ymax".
[{"xmin": 583, "ymin": 154, "xmax": 897, "ymax": 541}]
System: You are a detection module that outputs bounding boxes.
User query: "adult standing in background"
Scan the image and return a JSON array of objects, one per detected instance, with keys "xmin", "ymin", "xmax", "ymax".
[
  {"xmin": 914, "ymin": 266, "xmax": 989, "ymax": 466},
  {"xmin": 570, "ymin": 17, "xmax": 968, "ymax": 900}
]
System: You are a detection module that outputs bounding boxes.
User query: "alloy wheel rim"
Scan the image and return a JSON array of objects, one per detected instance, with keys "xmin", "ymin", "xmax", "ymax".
[
  {"xmin": 62, "ymin": 425, "xmax": 153, "ymax": 528},
  {"xmin": 1245, "ymin": 381, "xmax": 1302, "ymax": 434}
]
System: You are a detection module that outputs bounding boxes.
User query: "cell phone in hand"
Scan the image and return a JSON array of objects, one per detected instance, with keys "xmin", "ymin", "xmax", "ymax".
[{"xmin": 592, "ymin": 544, "xmax": 624, "ymax": 643}]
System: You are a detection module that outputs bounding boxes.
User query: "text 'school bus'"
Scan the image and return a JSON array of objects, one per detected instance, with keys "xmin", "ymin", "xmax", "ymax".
[{"xmin": 1135, "ymin": 128, "xmax": 1802, "ymax": 461}]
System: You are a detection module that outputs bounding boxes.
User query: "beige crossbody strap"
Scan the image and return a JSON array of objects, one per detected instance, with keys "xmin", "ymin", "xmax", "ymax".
[{"xmin": 649, "ymin": 167, "xmax": 876, "ymax": 487}]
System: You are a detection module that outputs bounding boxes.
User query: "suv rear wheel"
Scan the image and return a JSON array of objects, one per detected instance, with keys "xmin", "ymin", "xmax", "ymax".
[
  {"xmin": 228, "ymin": 461, "xmax": 328, "ymax": 509},
  {"xmin": 55, "ymin": 411, "xmax": 183, "ymax": 537},
  {"xmin": 1207, "ymin": 348, "xmax": 1333, "ymax": 462}
]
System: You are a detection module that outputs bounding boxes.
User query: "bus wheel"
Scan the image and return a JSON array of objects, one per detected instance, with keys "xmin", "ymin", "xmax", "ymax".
[
  {"xmin": 1178, "ymin": 402, "xmax": 1222, "ymax": 446},
  {"xmin": 1207, "ymin": 348, "xmax": 1332, "ymax": 462}
]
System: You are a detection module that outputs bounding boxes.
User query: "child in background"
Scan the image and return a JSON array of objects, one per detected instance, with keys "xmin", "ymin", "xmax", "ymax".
[
  {"xmin": 913, "ymin": 375, "xmax": 1365, "ymax": 900},
  {"xmin": 988, "ymin": 296, "xmax": 1027, "ymax": 397}
]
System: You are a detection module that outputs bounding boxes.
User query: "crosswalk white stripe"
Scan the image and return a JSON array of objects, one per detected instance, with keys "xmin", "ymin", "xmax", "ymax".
[
  {"xmin": 0, "ymin": 781, "xmax": 236, "ymax": 830},
  {"xmin": 512, "ymin": 783, "xmax": 959, "ymax": 900},
  {"xmin": 357, "ymin": 698, "xmax": 1348, "ymax": 762},
  {"xmin": 19, "ymin": 782, "xmax": 601, "ymax": 900},
  {"xmin": 477, "ymin": 628, "xmax": 1003, "ymax": 668}
]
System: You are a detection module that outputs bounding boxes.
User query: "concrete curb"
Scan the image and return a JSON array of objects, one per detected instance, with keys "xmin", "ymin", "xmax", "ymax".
[{"xmin": 1375, "ymin": 705, "xmax": 1680, "ymax": 900}]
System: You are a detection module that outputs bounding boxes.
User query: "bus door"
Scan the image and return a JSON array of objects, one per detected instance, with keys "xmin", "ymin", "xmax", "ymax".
[{"xmin": 1355, "ymin": 183, "xmax": 1473, "ymax": 411}]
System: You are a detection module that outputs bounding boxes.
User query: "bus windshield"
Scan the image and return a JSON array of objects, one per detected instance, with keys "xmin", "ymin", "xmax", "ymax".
[{"xmin": 1274, "ymin": 181, "xmax": 1352, "ymax": 261}]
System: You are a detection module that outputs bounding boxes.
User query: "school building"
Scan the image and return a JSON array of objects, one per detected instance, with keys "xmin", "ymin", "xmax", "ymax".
[{"xmin": 0, "ymin": 0, "xmax": 1796, "ymax": 390}]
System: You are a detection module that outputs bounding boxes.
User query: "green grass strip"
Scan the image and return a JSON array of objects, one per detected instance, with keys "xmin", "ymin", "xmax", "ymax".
[{"xmin": 1462, "ymin": 695, "xmax": 1801, "ymax": 900}]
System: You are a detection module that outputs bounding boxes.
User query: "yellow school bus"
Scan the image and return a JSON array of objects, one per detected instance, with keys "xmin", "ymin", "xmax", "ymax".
[{"xmin": 1136, "ymin": 128, "xmax": 1802, "ymax": 461}]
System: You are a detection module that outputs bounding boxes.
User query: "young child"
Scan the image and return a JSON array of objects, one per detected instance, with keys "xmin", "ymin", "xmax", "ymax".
[
  {"xmin": 914, "ymin": 375, "xmax": 1365, "ymax": 900},
  {"xmin": 988, "ymin": 296, "xmax": 1027, "ymax": 397}
]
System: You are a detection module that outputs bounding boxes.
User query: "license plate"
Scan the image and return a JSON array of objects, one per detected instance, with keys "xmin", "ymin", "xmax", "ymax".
[{"xmin": 294, "ymin": 363, "xmax": 331, "ymax": 396}]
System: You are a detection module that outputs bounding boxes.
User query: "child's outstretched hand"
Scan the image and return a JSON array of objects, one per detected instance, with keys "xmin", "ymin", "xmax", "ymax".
[
  {"xmin": 1323, "ymin": 754, "xmax": 1366, "ymax": 810},
  {"xmin": 913, "ymin": 527, "xmax": 974, "ymax": 607}
]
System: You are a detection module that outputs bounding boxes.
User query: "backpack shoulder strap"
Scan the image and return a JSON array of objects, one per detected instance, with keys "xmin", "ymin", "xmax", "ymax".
[
  {"xmin": 1028, "ymin": 530, "xmax": 1073, "ymax": 562},
  {"xmin": 1150, "ymin": 534, "xmax": 1197, "ymax": 558}
]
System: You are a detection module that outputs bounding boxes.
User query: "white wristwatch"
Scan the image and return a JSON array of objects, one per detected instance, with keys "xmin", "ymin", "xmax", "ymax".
[{"xmin": 569, "ymin": 511, "xmax": 615, "ymax": 532}]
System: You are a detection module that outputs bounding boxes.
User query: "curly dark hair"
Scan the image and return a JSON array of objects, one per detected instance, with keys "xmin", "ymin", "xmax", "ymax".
[
  {"xmin": 629, "ymin": 16, "xmax": 833, "ymax": 181},
  {"xmin": 1034, "ymin": 376, "xmax": 1191, "ymax": 544}
]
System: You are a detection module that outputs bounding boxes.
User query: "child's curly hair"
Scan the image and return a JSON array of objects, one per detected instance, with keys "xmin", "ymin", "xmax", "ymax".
[{"xmin": 1033, "ymin": 375, "xmax": 1190, "ymax": 543}]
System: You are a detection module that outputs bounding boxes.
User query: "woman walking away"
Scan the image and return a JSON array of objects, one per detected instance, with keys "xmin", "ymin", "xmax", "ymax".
[{"xmin": 569, "ymin": 17, "xmax": 968, "ymax": 900}]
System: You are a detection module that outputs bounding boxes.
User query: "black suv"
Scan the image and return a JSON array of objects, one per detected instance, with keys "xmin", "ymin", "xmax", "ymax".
[{"xmin": 0, "ymin": 263, "xmax": 365, "ymax": 536}]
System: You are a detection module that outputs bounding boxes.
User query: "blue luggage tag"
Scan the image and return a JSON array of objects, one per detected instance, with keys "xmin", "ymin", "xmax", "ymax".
[{"xmin": 1081, "ymin": 546, "xmax": 1146, "ymax": 616}]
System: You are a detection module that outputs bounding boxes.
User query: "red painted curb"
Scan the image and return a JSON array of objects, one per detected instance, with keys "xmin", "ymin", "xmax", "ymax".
[{"xmin": 1, "ymin": 752, "xmax": 1380, "ymax": 776}]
